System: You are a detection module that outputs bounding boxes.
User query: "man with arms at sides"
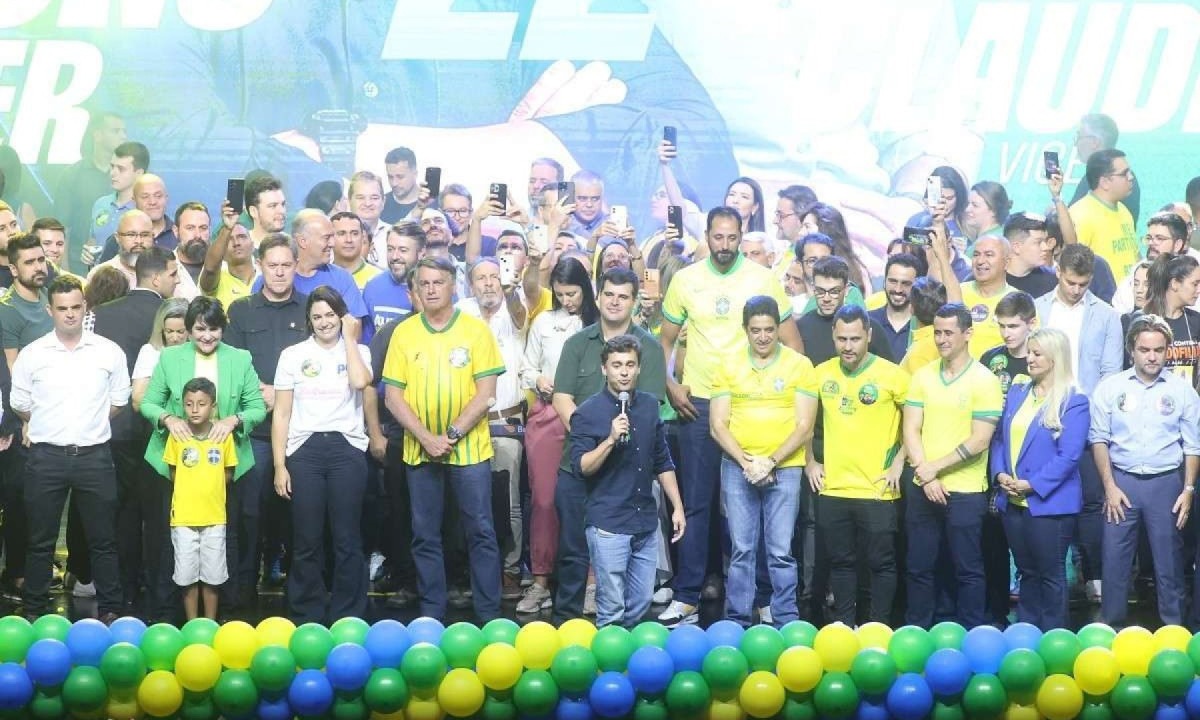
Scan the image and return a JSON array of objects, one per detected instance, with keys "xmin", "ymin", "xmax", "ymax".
[
  {"xmin": 552, "ymin": 269, "xmax": 667, "ymax": 621},
  {"xmin": 1068, "ymin": 148, "xmax": 1139, "ymax": 284},
  {"xmin": 961, "ymin": 234, "xmax": 1015, "ymax": 359},
  {"xmin": 902, "ymin": 303, "xmax": 1003, "ymax": 628},
  {"xmin": 868, "ymin": 253, "xmax": 920, "ymax": 364},
  {"xmin": 331, "ymin": 211, "xmax": 382, "ymax": 288},
  {"xmin": 12, "ymin": 276, "xmax": 131, "ymax": 624},
  {"xmin": 246, "ymin": 175, "xmax": 288, "ymax": 248},
  {"xmin": 199, "ymin": 202, "xmax": 258, "ymax": 311},
  {"xmin": 380, "ymin": 147, "xmax": 421, "ymax": 225},
  {"xmin": 363, "ymin": 222, "xmax": 424, "ymax": 343},
  {"xmin": 88, "ymin": 141, "xmax": 148, "ymax": 267},
  {"xmin": 657, "ymin": 206, "xmax": 800, "ymax": 627},
  {"xmin": 383, "ymin": 256, "xmax": 504, "ymax": 621},
  {"xmin": 1004, "ymin": 213, "xmax": 1057, "ymax": 299},
  {"xmin": 252, "ymin": 210, "xmax": 368, "ymax": 322}
]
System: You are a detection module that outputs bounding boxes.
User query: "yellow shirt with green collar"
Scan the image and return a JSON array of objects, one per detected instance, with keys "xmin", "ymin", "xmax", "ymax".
[
  {"xmin": 351, "ymin": 261, "xmax": 383, "ymax": 289},
  {"xmin": 710, "ymin": 344, "xmax": 817, "ymax": 467},
  {"xmin": 1069, "ymin": 192, "xmax": 1139, "ymax": 283},
  {"xmin": 901, "ymin": 325, "xmax": 939, "ymax": 375},
  {"xmin": 961, "ymin": 280, "xmax": 1015, "ymax": 359},
  {"xmin": 905, "ymin": 358, "xmax": 1003, "ymax": 493}
]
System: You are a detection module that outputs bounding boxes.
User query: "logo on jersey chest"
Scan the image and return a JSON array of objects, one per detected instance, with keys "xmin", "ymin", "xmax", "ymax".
[{"xmin": 449, "ymin": 347, "xmax": 471, "ymax": 368}]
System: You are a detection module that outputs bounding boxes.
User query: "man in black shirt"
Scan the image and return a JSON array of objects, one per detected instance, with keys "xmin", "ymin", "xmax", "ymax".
[
  {"xmin": 381, "ymin": 147, "xmax": 420, "ymax": 224},
  {"xmin": 797, "ymin": 256, "xmax": 893, "ymax": 365},
  {"xmin": 1004, "ymin": 214, "xmax": 1057, "ymax": 300}
]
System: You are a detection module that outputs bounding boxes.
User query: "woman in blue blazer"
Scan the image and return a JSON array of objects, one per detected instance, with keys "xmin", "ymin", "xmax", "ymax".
[{"xmin": 989, "ymin": 328, "xmax": 1090, "ymax": 630}]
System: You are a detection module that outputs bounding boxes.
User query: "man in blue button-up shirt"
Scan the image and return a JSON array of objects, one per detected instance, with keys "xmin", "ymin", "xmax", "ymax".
[
  {"xmin": 570, "ymin": 335, "xmax": 684, "ymax": 628},
  {"xmin": 1090, "ymin": 314, "xmax": 1200, "ymax": 627}
]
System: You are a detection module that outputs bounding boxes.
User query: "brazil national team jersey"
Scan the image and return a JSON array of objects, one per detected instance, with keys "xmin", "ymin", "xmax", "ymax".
[
  {"xmin": 905, "ymin": 359, "xmax": 1003, "ymax": 493},
  {"xmin": 960, "ymin": 281, "xmax": 1014, "ymax": 360},
  {"xmin": 710, "ymin": 345, "xmax": 816, "ymax": 467}
]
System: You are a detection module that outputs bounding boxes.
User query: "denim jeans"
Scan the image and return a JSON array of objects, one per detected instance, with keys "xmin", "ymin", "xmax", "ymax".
[
  {"xmin": 1003, "ymin": 506, "xmax": 1073, "ymax": 630},
  {"xmin": 720, "ymin": 457, "xmax": 801, "ymax": 626},
  {"xmin": 586, "ymin": 525, "xmax": 658, "ymax": 628},
  {"xmin": 407, "ymin": 460, "xmax": 501, "ymax": 621}
]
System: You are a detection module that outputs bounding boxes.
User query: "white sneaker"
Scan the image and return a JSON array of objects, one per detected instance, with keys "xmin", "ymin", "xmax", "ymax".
[
  {"xmin": 1085, "ymin": 579, "xmax": 1102, "ymax": 604},
  {"xmin": 657, "ymin": 600, "xmax": 699, "ymax": 627},
  {"xmin": 758, "ymin": 606, "xmax": 773, "ymax": 625},
  {"xmin": 652, "ymin": 586, "xmax": 674, "ymax": 605},
  {"xmin": 72, "ymin": 581, "xmax": 96, "ymax": 598},
  {"xmin": 516, "ymin": 583, "xmax": 553, "ymax": 614},
  {"xmin": 583, "ymin": 584, "xmax": 597, "ymax": 616}
]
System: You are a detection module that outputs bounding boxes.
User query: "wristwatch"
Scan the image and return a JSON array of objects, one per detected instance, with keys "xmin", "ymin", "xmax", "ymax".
[{"xmin": 446, "ymin": 425, "xmax": 464, "ymax": 442}]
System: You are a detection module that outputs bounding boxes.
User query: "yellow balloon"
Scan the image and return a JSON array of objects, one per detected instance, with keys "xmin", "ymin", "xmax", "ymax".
[
  {"xmin": 256, "ymin": 616, "xmax": 297, "ymax": 648},
  {"xmin": 738, "ymin": 670, "xmax": 786, "ymax": 719},
  {"xmin": 813, "ymin": 622, "xmax": 860, "ymax": 673},
  {"xmin": 856, "ymin": 622, "xmax": 893, "ymax": 651},
  {"xmin": 476, "ymin": 643, "xmax": 523, "ymax": 691},
  {"xmin": 105, "ymin": 694, "xmax": 142, "ymax": 720},
  {"xmin": 1036, "ymin": 674, "xmax": 1084, "ymax": 720},
  {"xmin": 514, "ymin": 621, "xmax": 561, "ymax": 670},
  {"xmin": 212, "ymin": 620, "xmax": 259, "ymax": 670},
  {"xmin": 1154, "ymin": 624, "xmax": 1191, "ymax": 652},
  {"xmin": 1003, "ymin": 703, "xmax": 1041, "ymax": 720},
  {"xmin": 1112, "ymin": 627, "xmax": 1155, "ymax": 675},
  {"xmin": 438, "ymin": 668, "xmax": 486, "ymax": 718},
  {"xmin": 137, "ymin": 670, "xmax": 184, "ymax": 718},
  {"xmin": 558, "ymin": 618, "xmax": 597, "ymax": 649},
  {"xmin": 709, "ymin": 699, "xmax": 746, "ymax": 720},
  {"xmin": 174, "ymin": 644, "xmax": 222, "ymax": 692},
  {"xmin": 776, "ymin": 646, "xmax": 823, "ymax": 693},
  {"xmin": 406, "ymin": 696, "xmax": 446, "ymax": 720},
  {"xmin": 1073, "ymin": 647, "xmax": 1119, "ymax": 696}
]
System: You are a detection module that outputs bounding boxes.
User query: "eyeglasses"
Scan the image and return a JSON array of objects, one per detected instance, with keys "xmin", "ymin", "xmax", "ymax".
[
  {"xmin": 801, "ymin": 256, "xmax": 822, "ymax": 266},
  {"xmin": 1105, "ymin": 168, "xmax": 1134, "ymax": 179},
  {"xmin": 811, "ymin": 286, "xmax": 845, "ymax": 298},
  {"xmin": 443, "ymin": 208, "xmax": 471, "ymax": 217},
  {"xmin": 774, "ymin": 211, "xmax": 796, "ymax": 221},
  {"xmin": 118, "ymin": 231, "xmax": 154, "ymax": 240}
]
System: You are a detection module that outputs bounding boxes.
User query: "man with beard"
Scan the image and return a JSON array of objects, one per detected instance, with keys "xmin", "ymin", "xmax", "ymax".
[
  {"xmin": 380, "ymin": 148, "xmax": 420, "ymax": 225},
  {"xmin": 88, "ymin": 210, "xmax": 151, "ymax": 287},
  {"xmin": 420, "ymin": 208, "xmax": 470, "ymax": 299},
  {"xmin": 331, "ymin": 211, "xmax": 382, "ymax": 288},
  {"xmin": 363, "ymin": 222, "xmax": 424, "ymax": 343},
  {"xmin": 246, "ymin": 176, "xmax": 288, "ymax": 248},
  {"xmin": 0, "ymin": 234, "xmax": 52, "ymax": 367},
  {"xmin": 170, "ymin": 202, "xmax": 208, "ymax": 296},
  {"xmin": 775, "ymin": 185, "xmax": 818, "ymax": 248},
  {"xmin": 200, "ymin": 203, "xmax": 259, "ymax": 311},
  {"xmin": 95, "ymin": 174, "xmax": 179, "ymax": 265},
  {"xmin": 868, "ymin": 254, "xmax": 921, "ymax": 362},
  {"xmin": 0, "ymin": 202, "xmax": 23, "ymax": 288}
]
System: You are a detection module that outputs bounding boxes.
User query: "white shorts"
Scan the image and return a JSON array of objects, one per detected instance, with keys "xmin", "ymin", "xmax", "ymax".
[{"xmin": 171, "ymin": 525, "xmax": 228, "ymax": 586}]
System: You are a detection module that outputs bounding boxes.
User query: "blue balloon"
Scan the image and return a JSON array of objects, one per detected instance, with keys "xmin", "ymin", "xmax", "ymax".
[
  {"xmin": 664, "ymin": 625, "xmax": 710, "ymax": 674},
  {"xmin": 1187, "ymin": 680, "xmax": 1200, "ymax": 717},
  {"xmin": 1002, "ymin": 622, "xmax": 1043, "ymax": 652},
  {"xmin": 0, "ymin": 663, "xmax": 33, "ymax": 710},
  {"xmin": 705, "ymin": 621, "xmax": 744, "ymax": 649},
  {"xmin": 886, "ymin": 672, "xmax": 934, "ymax": 720},
  {"xmin": 107, "ymin": 617, "xmax": 147, "ymax": 646},
  {"xmin": 1155, "ymin": 702, "xmax": 1189, "ymax": 720},
  {"xmin": 364, "ymin": 620, "xmax": 411, "ymax": 668},
  {"xmin": 589, "ymin": 671, "xmax": 636, "ymax": 719},
  {"xmin": 65, "ymin": 619, "xmax": 113, "ymax": 667},
  {"xmin": 24, "ymin": 639, "xmax": 72, "ymax": 687},
  {"xmin": 924, "ymin": 648, "xmax": 971, "ymax": 698},
  {"xmin": 557, "ymin": 696, "xmax": 595, "ymax": 720},
  {"xmin": 288, "ymin": 668, "xmax": 334, "ymax": 716},
  {"xmin": 961, "ymin": 626, "xmax": 1006, "ymax": 675},
  {"xmin": 257, "ymin": 695, "xmax": 293, "ymax": 720},
  {"xmin": 627, "ymin": 646, "xmax": 674, "ymax": 696},
  {"xmin": 326, "ymin": 643, "xmax": 373, "ymax": 691},
  {"xmin": 407, "ymin": 617, "xmax": 445, "ymax": 646},
  {"xmin": 856, "ymin": 699, "xmax": 891, "ymax": 720}
]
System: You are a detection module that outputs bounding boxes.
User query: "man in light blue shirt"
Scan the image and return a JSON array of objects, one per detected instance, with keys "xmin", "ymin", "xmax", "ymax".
[
  {"xmin": 1090, "ymin": 314, "xmax": 1200, "ymax": 627},
  {"xmin": 86, "ymin": 142, "xmax": 147, "ymax": 267}
]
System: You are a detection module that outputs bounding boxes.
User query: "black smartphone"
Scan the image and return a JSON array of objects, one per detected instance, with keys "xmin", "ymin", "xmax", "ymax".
[
  {"xmin": 558, "ymin": 181, "xmax": 576, "ymax": 206},
  {"xmin": 425, "ymin": 167, "xmax": 441, "ymax": 199},
  {"xmin": 1043, "ymin": 150, "xmax": 1060, "ymax": 179},
  {"xmin": 663, "ymin": 125, "xmax": 677, "ymax": 148},
  {"xmin": 226, "ymin": 178, "xmax": 245, "ymax": 215},
  {"xmin": 667, "ymin": 205, "xmax": 683, "ymax": 239},
  {"xmin": 902, "ymin": 226, "xmax": 932, "ymax": 246},
  {"xmin": 490, "ymin": 182, "xmax": 507, "ymax": 213}
]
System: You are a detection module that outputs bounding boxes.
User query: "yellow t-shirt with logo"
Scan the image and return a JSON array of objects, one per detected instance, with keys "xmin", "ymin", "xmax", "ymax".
[
  {"xmin": 710, "ymin": 345, "xmax": 817, "ymax": 467},
  {"xmin": 1069, "ymin": 193, "xmax": 1139, "ymax": 283},
  {"xmin": 352, "ymin": 261, "xmax": 383, "ymax": 290},
  {"xmin": 905, "ymin": 360, "xmax": 1003, "ymax": 493},
  {"xmin": 662, "ymin": 255, "xmax": 791, "ymax": 398},
  {"xmin": 961, "ymin": 281, "xmax": 1014, "ymax": 360},
  {"xmin": 382, "ymin": 310, "xmax": 505, "ymax": 466},
  {"xmin": 816, "ymin": 355, "xmax": 910, "ymax": 500},
  {"xmin": 164, "ymin": 434, "xmax": 237, "ymax": 526},
  {"xmin": 901, "ymin": 325, "xmax": 939, "ymax": 375}
]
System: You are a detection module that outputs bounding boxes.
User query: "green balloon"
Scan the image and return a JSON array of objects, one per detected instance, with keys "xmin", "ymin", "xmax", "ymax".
[
  {"xmin": 330, "ymin": 691, "xmax": 368, "ymax": 720},
  {"xmin": 929, "ymin": 622, "xmax": 966, "ymax": 651},
  {"xmin": 813, "ymin": 672, "xmax": 858, "ymax": 719},
  {"xmin": 1110, "ymin": 675, "xmax": 1156, "ymax": 720},
  {"xmin": 591, "ymin": 626, "xmax": 635, "ymax": 672},
  {"xmin": 212, "ymin": 669, "xmax": 258, "ymax": 718},
  {"xmin": 1077, "ymin": 623, "xmax": 1116, "ymax": 650},
  {"xmin": 481, "ymin": 618, "xmax": 519, "ymax": 646},
  {"xmin": 28, "ymin": 688, "xmax": 64, "ymax": 720},
  {"xmin": 31, "ymin": 615, "xmax": 71, "ymax": 643},
  {"xmin": 961, "ymin": 673, "xmax": 1007, "ymax": 719},
  {"xmin": 633, "ymin": 697, "xmax": 669, "ymax": 720},
  {"xmin": 631, "ymin": 622, "xmax": 670, "ymax": 649},
  {"xmin": 513, "ymin": 669, "xmax": 558, "ymax": 716},
  {"xmin": 1037, "ymin": 628, "xmax": 1081, "ymax": 676},
  {"xmin": 0, "ymin": 616, "xmax": 34, "ymax": 662},
  {"xmin": 140, "ymin": 623, "xmax": 185, "ymax": 671},
  {"xmin": 932, "ymin": 700, "xmax": 965, "ymax": 720},
  {"xmin": 250, "ymin": 645, "xmax": 297, "ymax": 694},
  {"xmin": 740, "ymin": 625, "xmax": 785, "ymax": 672},
  {"xmin": 480, "ymin": 695, "xmax": 517, "ymax": 720},
  {"xmin": 364, "ymin": 668, "xmax": 409, "ymax": 713},
  {"xmin": 701, "ymin": 646, "xmax": 749, "ymax": 699},
  {"xmin": 330, "ymin": 617, "xmax": 370, "ymax": 647},
  {"xmin": 780, "ymin": 621, "xmax": 818, "ymax": 649},
  {"xmin": 1079, "ymin": 701, "xmax": 1115, "ymax": 720},
  {"xmin": 399, "ymin": 643, "xmax": 446, "ymax": 690},
  {"xmin": 180, "ymin": 618, "xmax": 220, "ymax": 647},
  {"xmin": 61, "ymin": 666, "xmax": 107, "ymax": 713},
  {"xmin": 99, "ymin": 643, "xmax": 147, "ymax": 689},
  {"xmin": 439, "ymin": 622, "xmax": 486, "ymax": 669},
  {"xmin": 665, "ymin": 671, "xmax": 710, "ymax": 715},
  {"xmin": 849, "ymin": 649, "xmax": 897, "ymax": 697},
  {"xmin": 888, "ymin": 626, "xmax": 935, "ymax": 673},
  {"xmin": 1148, "ymin": 648, "xmax": 1194, "ymax": 700},
  {"xmin": 179, "ymin": 691, "xmax": 217, "ymax": 720},
  {"xmin": 550, "ymin": 645, "xmax": 598, "ymax": 695},
  {"xmin": 997, "ymin": 648, "xmax": 1046, "ymax": 704},
  {"xmin": 780, "ymin": 697, "xmax": 817, "ymax": 720},
  {"xmin": 1188, "ymin": 632, "xmax": 1200, "ymax": 673},
  {"xmin": 290, "ymin": 623, "xmax": 335, "ymax": 670}
]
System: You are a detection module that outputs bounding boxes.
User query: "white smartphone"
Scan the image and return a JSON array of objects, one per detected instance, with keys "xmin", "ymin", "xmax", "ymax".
[
  {"xmin": 528, "ymin": 225, "xmax": 549, "ymax": 254},
  {"xmin": 926, "ymin": 176, "xmax": 943, "ymax": 208},
  {"xmin": 499, "ymin": 254, "xmax": 517, "ymax": 286},
  {"xmin": 609, "ymin": 205, "xmax": 629, "ymax": 230}
]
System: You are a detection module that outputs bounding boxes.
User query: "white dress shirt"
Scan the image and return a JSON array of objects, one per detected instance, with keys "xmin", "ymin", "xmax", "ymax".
[
  {"xmin": 274, "ymin": 337, "xmax": 372, "ymax": 456},
  {"xmin": 520, "ymin": 308, "xmax": 582, "ymax": 390},
  {"xmin": 457, "ymin": 297, "xmax": 524, "ymax": 411},
  {"xmin": 1047, "ymin": 294, "xmax": 1086, "ymax": 375},
  {"xmin": 11, "ymin": 330, "xmax": 131, "ymax": 446}
]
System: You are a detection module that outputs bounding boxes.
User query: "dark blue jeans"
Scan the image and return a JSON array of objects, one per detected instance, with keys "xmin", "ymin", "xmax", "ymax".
[
  {"xmin": 905, "ymin": 488, "xmax": 987, "ymax": 628},
  {"xmin": 407, "ymin": 460, "xmax": 501, "ymax": 621},
  {"xmin": 553, "ymin": 468, "xmax": 588, "ymax": 622},
  {"xmin": 674, "ymin": 397, "xmax": 722, "ymax": 606},
  {"xmin": 286, "ymin": 432, "xmax": 368, "ymax": 625},
  {"xmin": 1003, "ymin": 506, "xmax": 1073, "ymax": 630}
]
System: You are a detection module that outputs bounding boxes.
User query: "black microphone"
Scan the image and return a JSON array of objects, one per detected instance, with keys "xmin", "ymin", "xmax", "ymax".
[{"xmin": 618, "ymin": 391, "xmax": 630, "ymax": 445}]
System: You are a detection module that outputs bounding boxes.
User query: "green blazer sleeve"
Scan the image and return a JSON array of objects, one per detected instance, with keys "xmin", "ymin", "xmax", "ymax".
[
  {"xmin": 142, "ymin": 343, "xmax": 190, "ymax": 479},
  {"xmin": 139, "ymin": 346, "xmax": 176, "ymax": 430},
  {"xmin": 216, "ymin": 343, "xmax": 266, "ymax": 481}
]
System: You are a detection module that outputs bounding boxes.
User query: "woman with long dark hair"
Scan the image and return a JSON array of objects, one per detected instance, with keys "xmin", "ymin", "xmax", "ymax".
[
  {"xmin": 798, "ymin": 202, "xmax": 871, "ymax": 292},
  {"xmin": 1134, "ymin": 253, "xmax": 1200, "ymax": 385},
  {"xmin": 724, "ymin": 177, "xmax": 765, "ymax": 233},
  {"xmin": 964, "ymin": 181, "xmax": 1012, "ymax": 247}
]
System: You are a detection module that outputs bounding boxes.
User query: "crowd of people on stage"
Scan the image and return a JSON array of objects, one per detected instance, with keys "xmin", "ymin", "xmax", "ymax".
[{"xmin": 2, "ymin": 109, "xmax": 1200, "ymax": 633}]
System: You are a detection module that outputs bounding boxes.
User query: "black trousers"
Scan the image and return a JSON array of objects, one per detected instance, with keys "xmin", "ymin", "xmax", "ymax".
[
  {"xmin": 23, "ymin": 443, "xmax": 121, "ymax": 615},
  {"xmin": 817, "ymin": 496, "xmax": 898, "ymax": 625},
  {"xmin": 112, "ymin": 437, "xmax": 148, "ymax": 604},
  {"xmin": 552, "ymin": 468, "xmax": 587, "ymax": 623},
  {"xmin": 1, "ymin": 443, "xmax": 28, "ymax": 583},
  {"xmin": 382, "ymin": 436, "xmax": 416, "ymax": 588}
]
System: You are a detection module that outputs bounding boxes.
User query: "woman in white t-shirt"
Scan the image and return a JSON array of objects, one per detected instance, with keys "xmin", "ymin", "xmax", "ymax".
[
  {"xmin": 131, "ymin": 298, "xmax": 190, "ymax": 411},
  {"xmin": 271, "ymin": 287, "xmax": 373, "ymax": 624}
]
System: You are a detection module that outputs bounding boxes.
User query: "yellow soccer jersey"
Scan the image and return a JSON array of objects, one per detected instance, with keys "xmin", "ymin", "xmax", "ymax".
[
  {"xmin": 164, "ymin": 434, "xmax": 237, "ymax": 526},
  {"xmin": 1070, "ymin": 193, "xmax": 1139, "ymax": 283},
  {"xmin": 905, "ymin": 360, "xmax": 1003, "ymax": 493},
  {"xmin": 961, "ymin": 282, "xmax": 1014, "ymax": 360},
  {"xmin": 710, "ymin": 345, "xmax": 817, "ymax": 467}
]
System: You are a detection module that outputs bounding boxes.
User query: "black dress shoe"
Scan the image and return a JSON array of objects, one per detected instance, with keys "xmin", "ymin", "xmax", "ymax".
[{"xmin": 99, "ymin": 612, "xmax": 121, "ymax": 626}]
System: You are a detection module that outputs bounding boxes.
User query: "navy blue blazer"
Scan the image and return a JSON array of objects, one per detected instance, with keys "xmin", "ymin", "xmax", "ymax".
[{"xmin": 988, "ymin": 381, "xmax": 1090, "ymax": 516}]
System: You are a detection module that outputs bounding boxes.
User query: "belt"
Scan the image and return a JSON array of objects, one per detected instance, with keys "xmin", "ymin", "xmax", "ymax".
[
  {"xmin": 488, "ymin": 404, "xmax": 523, "ymax": 422},
  {"xmin": 33, "ymin": 442, "xmax": 107, "ymax": 456}
]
